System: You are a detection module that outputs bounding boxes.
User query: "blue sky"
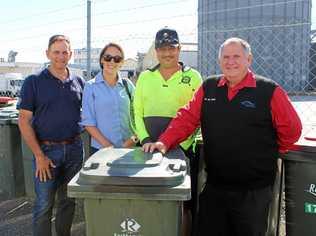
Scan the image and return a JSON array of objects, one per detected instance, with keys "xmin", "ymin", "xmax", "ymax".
[{"xmin": 0, "ymin": 0, "xmax": 314, "ymax": 63}]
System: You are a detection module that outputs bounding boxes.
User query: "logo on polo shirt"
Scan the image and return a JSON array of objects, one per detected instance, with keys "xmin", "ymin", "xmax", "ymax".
[
  {"xmin": 180, "ymin": 76, "xmax": 191, "ymax": 85},
  {"xmin": 240, "ymin": 100, "xmax": 256, "ymax": 108},
  {"xmin": 204, "ymin": 97, "xmax": 216, "ymax": 102}
]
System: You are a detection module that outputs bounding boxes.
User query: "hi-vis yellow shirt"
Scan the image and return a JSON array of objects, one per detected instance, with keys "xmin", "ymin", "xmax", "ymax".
[{"xmin": 134, "ymin": 63, "xmax": 202, "ymax": 150}]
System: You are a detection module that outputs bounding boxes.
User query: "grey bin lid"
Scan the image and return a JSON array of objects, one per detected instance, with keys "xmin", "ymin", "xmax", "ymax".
[
  {"xmin": 0, "ymin": 110, "xmax": 18, "ymax": 124},
  {"xmin": 77, "ymin": 147, "xmax": 187, "ymax": 187}
]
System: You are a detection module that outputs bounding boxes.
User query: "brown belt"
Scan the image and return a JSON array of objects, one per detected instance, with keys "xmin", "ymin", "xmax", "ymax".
[{"xmin": 39, "ymin": 135, "xmax": 80, "ymax": 145}]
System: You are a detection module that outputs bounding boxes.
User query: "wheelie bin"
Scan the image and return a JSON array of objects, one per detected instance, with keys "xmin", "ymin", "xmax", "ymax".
[{"xmin": 68, "ymin": 147, "xmax": 190, "ymax": 236}]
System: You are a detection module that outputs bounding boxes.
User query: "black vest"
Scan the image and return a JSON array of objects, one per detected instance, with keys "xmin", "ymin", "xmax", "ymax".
[{"xmin": 201, "ymin": 75, "xmax": 278, "ymax": 190}]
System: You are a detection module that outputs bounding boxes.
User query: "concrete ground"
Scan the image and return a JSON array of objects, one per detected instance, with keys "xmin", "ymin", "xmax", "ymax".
[
  {"xmin": 0, "ymin": 196, "xmax": 287, "ymax": 236},
  {"xmin": 0, "ymin": 197, "xmax": 86, "ymax": 236}
]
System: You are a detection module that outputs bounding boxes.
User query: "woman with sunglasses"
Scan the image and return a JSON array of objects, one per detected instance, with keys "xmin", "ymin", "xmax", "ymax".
[{"xmin": 81, "ymin": 42, "xmax": 137, "ymax": 155}]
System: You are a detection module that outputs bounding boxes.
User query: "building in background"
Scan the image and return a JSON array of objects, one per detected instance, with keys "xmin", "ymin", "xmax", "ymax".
[
  {"xmin": 198, "ymin": 0, "xmax": 312, "ymax": 92},
  {"xmin": 181, "ymin": 43, "xmax": 198, "ymax": 69},
  {"xmin": 120, "ymin": 58, "xmax": 138, "ymax": 83},
  {"xmin": 73, "ymin": 47, "xmax": 137, "ymax": 81},
  {"xmin": 73, "ymin": 48, "xmax": 101, "ymax": 71},
  {"xmin": 0, "ymin": 62, "xmax": 42, "ymax": 77}
]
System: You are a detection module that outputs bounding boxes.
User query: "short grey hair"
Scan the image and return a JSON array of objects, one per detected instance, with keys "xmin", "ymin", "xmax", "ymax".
[{"xmin": 218, "ymin": 37, "xmax": 252, "ymax": 59}]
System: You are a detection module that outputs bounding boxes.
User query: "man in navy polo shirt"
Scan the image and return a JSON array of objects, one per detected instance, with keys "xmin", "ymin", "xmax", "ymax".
[{"xmin": 18, "ymin": 34, "xmax": 85, "ymax": 236}]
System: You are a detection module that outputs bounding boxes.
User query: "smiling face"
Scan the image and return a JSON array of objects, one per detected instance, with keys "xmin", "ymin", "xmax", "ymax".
[
  {"xmin": 46, "ymin": 39, "xmax": 72, "ymax": 71},
  {"xmin": 155, "ymin": 45, "xmax": 180, "ymax": 69},
  {"xmin": 101, "ymin": 46, "xmax": 124, "ymax": 76},
  {"xmin": 219, "ymin": 42, "xmax": 252, "ymax": 87}
]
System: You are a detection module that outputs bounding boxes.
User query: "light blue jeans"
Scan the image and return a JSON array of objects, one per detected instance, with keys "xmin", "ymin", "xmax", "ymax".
[{"xmin": 32, "ymin": 139, "xmax": 83, "ymax": 236}]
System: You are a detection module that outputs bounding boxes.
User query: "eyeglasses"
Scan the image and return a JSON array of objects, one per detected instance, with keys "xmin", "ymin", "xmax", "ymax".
[{"xmin": 102, "ymin": 54, "xmax": 123, "ymax": 63}]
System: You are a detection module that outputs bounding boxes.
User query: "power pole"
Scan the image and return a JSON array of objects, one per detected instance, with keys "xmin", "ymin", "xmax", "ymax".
[{"xmin": 87, "ymin": 0, "xmax": 91, "ymax": 80}]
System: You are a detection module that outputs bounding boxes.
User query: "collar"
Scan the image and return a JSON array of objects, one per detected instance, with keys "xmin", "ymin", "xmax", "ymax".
[
  {"xmin": 218, "ymin": 69, "xmax": 256, "ymax": 91},
  {"xmin": 148, "ymin": 62, "xmax": 191, "ymax": 72},
  {"xmin": 44, "ymin": 67, "xmax": 73, "ymax": 82},
  {"xmin": 95, "ymin": 71, "xmax": 123, "ymax": 86}
]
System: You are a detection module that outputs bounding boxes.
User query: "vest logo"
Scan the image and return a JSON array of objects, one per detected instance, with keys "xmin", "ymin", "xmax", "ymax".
[
  {"xmin": 305, "ymin": 184, "xmax": 316, "ymax": 197},
  {"xmin": 120, "ymin": 217, "xmax": 141, "ymax": 233},
  {"xmin": 204, "ymin": 97, "xmax": 216, "ymax": 102},
  {"xmin": 240, "ymin": 100, "xmax": 256, "ymax": 108}
]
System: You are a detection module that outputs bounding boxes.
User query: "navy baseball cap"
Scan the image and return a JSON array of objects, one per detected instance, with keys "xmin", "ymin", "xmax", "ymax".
[{"xmin": 155, "ymin": 27, "xmax": 180, "ymax": 49}]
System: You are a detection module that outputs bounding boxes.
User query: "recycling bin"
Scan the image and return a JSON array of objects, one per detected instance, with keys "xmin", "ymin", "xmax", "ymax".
[
  {"xmin": 0, "ymin": 108, "xmax": 25, "ymax": 200},
  {"xmin": 282, "ymin": 129, "xmax": 316, "ymax": 236},
  {"xmin": 266, "ymin": 158, "xmax": 283, "ymax": 236},
  {"xmin": 10, "ymin": 117, "xmax": 36, "ymax": 197},
  {"xmin": 68, "ymin": 147, "xmax": 190, "ymax": 236}
]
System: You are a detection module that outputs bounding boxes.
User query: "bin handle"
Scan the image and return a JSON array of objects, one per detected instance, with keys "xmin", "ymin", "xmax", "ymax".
[
  {"xmin": 83, "ymin": 162, "xmax": 99, "ymax": 170},
  {"xmin": 168, "ymin": 163, "xmax": 186, "ymax": 172}
]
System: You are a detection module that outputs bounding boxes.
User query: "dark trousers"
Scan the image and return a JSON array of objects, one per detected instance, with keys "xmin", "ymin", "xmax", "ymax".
[
  {"xmin": 197, "ymin": 184, "xmax": 272, "ymax": 236},
  {"xmin": 181, "ymin": 146, "xmax": 200, "ymax": 236}
]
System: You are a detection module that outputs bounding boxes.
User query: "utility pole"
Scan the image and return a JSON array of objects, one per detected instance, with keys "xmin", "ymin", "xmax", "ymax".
[{"xmin": 87, "ymin": 0, "xmax": 91, "ymax": 80}]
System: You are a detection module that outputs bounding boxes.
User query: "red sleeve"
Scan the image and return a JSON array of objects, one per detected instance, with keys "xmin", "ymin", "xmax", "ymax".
[
  {"xmin": 159, "ymin": 86, "xmax": 204, "ymax": 150},
  {"xmin": 270, "ymin": 86, "xmax": 302, "ymax": 153}
]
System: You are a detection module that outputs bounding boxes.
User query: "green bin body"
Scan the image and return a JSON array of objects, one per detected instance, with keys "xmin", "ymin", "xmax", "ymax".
[
  {"xmin": 0, "ymin": 108, "xmax": 25, "ymax": 200},
  {"xmin": 20, "ymin": 132, "xmax": 36, "ymax": 197},
  {"xmin": 68, "ymin": 148, "xmax": 190, "ymax": 236},
  {"xmin": 283, "ymin": 135, "xmax": 316, "ymax": 236}
]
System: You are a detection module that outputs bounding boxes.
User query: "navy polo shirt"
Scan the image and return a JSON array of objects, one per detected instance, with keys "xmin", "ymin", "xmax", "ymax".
[{"xmin": 17, "ymin": 68, "xmax": 85, "ymax": 141}]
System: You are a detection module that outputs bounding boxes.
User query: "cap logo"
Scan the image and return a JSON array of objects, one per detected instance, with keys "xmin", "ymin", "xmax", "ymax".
[{"xmin": 163, "ymin": 32, "xmax": 168, "ymax": 38}]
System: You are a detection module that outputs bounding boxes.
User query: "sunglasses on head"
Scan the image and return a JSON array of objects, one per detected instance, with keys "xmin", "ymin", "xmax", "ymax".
[{"xmin": 103, "ymin": 54, "xmax": 123, "ymax": 63}]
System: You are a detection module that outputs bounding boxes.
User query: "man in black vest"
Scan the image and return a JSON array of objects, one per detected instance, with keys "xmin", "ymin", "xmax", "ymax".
[{"xmin": 142, "ymin": 37, "xmax": 302, "ymax": 236}]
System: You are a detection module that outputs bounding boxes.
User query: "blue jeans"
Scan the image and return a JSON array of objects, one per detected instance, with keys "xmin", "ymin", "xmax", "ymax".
[{"xmin": 32, "ymin": 139, "xmax": 83, "ymax": 236}]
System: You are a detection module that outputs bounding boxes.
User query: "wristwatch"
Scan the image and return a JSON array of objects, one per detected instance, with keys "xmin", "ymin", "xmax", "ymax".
[{"xmin": 130, "ymin": 135, "xmax": 139, "ymax": 143}]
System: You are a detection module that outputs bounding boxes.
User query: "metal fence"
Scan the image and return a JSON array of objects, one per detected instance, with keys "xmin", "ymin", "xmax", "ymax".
[{"xmin": 197, "ymin": 0, "xmax": 316, "ymax": 138}]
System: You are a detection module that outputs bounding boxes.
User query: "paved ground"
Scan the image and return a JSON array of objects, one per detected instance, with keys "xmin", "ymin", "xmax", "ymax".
[
  {"xmin": 0, "ymin": 197, "xmax": 86, "ymax": 236},
  {"xmin": 0, "ymin": 196, "xmax": 287, "ymax": 236}
]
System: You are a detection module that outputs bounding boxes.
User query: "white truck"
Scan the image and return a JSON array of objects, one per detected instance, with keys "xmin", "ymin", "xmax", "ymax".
[{"xmin": 0, "ymin": 73, "xmax": 24, "ymax": 97}]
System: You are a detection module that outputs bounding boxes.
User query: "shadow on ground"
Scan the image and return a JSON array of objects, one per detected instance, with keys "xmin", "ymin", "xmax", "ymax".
[
  {"xmin": 0, "ymin": 197, "xmax": 86, "ymax": 236},
  {"xmin": 0, "ymin": 196, "xmax": 286, "ymax": 236}
]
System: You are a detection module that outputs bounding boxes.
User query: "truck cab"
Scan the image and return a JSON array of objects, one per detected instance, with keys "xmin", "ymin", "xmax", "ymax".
[{"xmin": 0, "ymin": 73, "xmax": 24, "ymax": 97}]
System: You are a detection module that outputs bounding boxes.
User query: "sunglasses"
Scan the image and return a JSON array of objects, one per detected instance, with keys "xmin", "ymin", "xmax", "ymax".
[{"xmin": 102, "ymin": 54, "xmax": 123, "ymax": 63}]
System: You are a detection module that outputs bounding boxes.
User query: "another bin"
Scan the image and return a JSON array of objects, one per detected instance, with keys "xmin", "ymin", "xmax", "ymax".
[
  {"xmin": 68, "ymin": 147, "xmax": 190, "ymax": 236},
  {"xmin": 266, "ymin": 158, "xmax": 283, "ymax": 236},
  {"xmin": 0, "ymin": 108, "xmax": 25, "ymax": 200},
  {"xmin": 11, "ymin": 117, "xmax": 36, "ymax": 197},
  {"xmin": 283, "ymin": 129, "xmax": 316, "ymax": 236}
]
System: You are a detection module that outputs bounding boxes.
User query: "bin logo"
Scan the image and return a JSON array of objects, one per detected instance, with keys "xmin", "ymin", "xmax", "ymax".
[
  {"xmin": 120, "ymin": 217, "xmax": 141, "ymax": 233},
  {"xmin": 305, "ymin": 202, "xmax": 316, "ymax": 214},
  {"xmin": 305, "ymin": 184, "xmax": 316, "ymax": 197}
]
